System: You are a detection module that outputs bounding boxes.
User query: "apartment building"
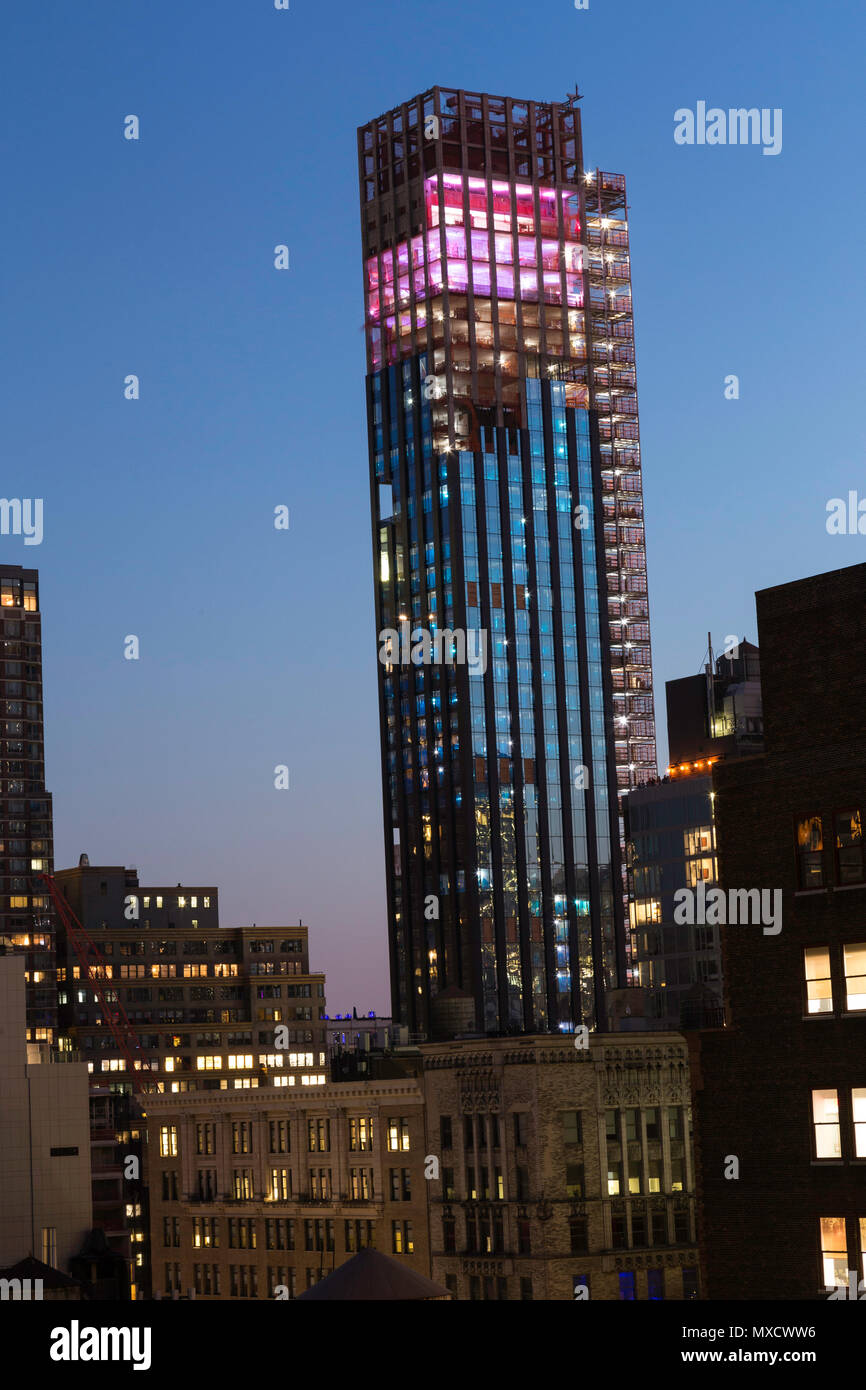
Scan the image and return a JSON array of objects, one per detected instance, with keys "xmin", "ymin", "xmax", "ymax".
[{"xmin": 145, "ymin": 1077, "xmax": 430, "ymax": 1299}]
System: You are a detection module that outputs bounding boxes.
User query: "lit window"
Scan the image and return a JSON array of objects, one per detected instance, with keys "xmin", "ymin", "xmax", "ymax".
[
  {"xmin": 232, "ymin": 1122, "xmax": 253, "ymax": 1154},
  {"xmin": 853, "ymin": 1089, "xmax": 866, "ymax": 1157},
  {"xmin": 258, "ymin": 1054, "xmax": 284, "ymax": 1068},
  {"xmin": 804, "ymin": 947, "xmax": 833, "ymax": 1014},
  {"xmin": 349, "ymin": 1117, "xmax": 374, "ymax": 1151},
  {"xmin": 159, "ymin": 1125, "xmax": 178, "ymax": 1158},
  {"xmin": 812, "ymin": 1089, "xmax": 841, "ymax": 1158},
  {"xmin": 684, "ymin": 826, "xmax": 713, "ymax": 856},
  {"xmin": 269, "ymin": 1168, "xmax": 291, "ymax": 1201},
  {"xmin": 820, "ymin": 1216, "xmax": 847, "ymax": 1290},
  {"xmin": 233, "ymin": 1170, "xmax": 253, "ymax": 1200},
  {"xmin": 387, "ymin": 1117, "xmax": 410, "ymax": 1151},
  {"xmin": 156, "ymin": 896, "xmax": 163, "ymax": 908},
  {"xmin": 392, "ymin": 1218, "xmax": 414, "ymax": 1255},
  {"xmin": 796, "ymin": 815, "xmax": 824, "ymax": 889},
  {"xmin": 41, "ymin": 1227, "xmax": 57, "ymax": 1267},
  {"xmin": 844, "ymin": 945, "xmax": 866, "ymax": 1011},
  {"xmin": 685, "ymin": 859, "xmax": 715, "ymax": 888},
  {"xmin": 646, "ymin": 1156, "xmax": 662, "ymax": 1195}
]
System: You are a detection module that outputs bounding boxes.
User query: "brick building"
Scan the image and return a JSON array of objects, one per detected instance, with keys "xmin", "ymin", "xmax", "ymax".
[{"xmin": 693, "ymin": 562, "xmax": 866, "ymax": 1298}]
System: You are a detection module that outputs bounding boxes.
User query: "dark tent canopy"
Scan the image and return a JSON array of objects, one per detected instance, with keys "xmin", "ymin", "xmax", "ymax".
[
  {"xmin": 0, "ymin": 1255, "xmax": 79, "ymax": 1291},
  {"xmin": 296, "ymin": 1248, "xmax": 451, "ymax": 1301}
]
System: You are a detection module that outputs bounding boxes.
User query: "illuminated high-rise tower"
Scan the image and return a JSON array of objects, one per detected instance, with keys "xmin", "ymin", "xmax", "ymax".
[
  {"xmin": 0, "ymin": 565, "xmax": 56, "ymax": 1042},
  {"xmin": 358, "ymin": 87, "xmax": 656, "ymax": 1037}
]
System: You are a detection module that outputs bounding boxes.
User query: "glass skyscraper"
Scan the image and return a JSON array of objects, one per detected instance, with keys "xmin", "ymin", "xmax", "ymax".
[{"xmin": 358, "ymin": 87, "xmax": 656, "ymax": 1038}]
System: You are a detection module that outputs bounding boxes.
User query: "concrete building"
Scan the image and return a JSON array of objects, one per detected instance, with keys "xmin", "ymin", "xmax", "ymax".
[
  {"xmin": 420, "ymin": 1032, "xmax": 698, "ymax": 1300},
  {"xmin": 145, "ymin": 1074, "xmax": 430, "ymax": 1299},
  {"xmin": 694, "ymin": 563, "xmax": 866, "ymax": 1298},
  {"xmin": 0, "ymin": 952, "xmax": 91, "ymax": 1275}
]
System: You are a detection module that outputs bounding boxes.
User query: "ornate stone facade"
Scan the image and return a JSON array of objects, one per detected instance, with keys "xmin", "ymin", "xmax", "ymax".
[{"xmin": 421, "ymin": 1033, "xmax": 699, "ymax": 1300}]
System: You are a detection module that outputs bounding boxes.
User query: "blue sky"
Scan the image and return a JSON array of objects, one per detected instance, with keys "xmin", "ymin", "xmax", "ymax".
[{"xmin": 2, "ymin": 0, "xmax": 864, "ymax": 1012}]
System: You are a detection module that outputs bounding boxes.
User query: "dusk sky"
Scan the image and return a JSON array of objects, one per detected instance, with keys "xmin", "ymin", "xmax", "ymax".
[{"xmin": 3, "ymin": 0, "xmax": 865, "ymax": 1014}]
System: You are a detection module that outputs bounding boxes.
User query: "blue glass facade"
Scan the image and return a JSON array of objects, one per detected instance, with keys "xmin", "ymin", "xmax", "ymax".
[{"xmin": 360, "ymin": 87, "xmax": 656, "ymax": 1036}]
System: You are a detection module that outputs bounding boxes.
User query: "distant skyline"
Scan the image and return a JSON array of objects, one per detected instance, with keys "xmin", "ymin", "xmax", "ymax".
[{"xmin": 3, "ymin": 0, "xmax": 866, "ymax": 1013}]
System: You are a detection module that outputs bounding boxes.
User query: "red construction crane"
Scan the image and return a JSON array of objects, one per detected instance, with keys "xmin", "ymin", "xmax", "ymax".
[{"xmin": 41, "ymin": 872, "xmax": 150, "ymax": 1096}]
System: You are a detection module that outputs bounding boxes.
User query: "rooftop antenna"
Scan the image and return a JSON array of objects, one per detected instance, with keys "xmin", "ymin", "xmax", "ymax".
[{"xmin": 705, "ymin": 631, "xmax": 715, "ymax": 738}]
